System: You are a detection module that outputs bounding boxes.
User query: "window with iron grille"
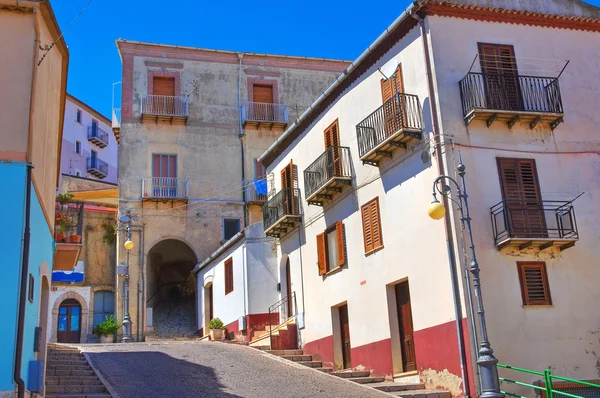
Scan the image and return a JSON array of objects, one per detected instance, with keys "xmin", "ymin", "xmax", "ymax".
[
  {"xmin": 517, "ymin": 262, "xmax": 552, "ymax": 306},
  {"xmin": 93, "ymin": 291, "xmax": 115, "ymax": 327}
]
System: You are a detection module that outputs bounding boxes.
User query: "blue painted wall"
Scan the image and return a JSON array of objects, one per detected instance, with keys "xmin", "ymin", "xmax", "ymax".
[{"xmin": 0, "ymin": 162, "xmax": 54, "ymax": 392}]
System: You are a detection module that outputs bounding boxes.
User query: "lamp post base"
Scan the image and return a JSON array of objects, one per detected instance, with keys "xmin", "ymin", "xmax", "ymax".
[{"xmin": 122, "ymin": 315, "xmax": 133, "ymax": 343}]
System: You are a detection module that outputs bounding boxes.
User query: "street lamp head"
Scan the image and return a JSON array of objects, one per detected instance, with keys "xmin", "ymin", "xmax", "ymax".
[
  {"xmin": 124, "ymin": 240, "xmax": 134, "ymax": 250},
  {"xmin": 428, "ymin": 196, "xmax": 446, "ymax": 220}
]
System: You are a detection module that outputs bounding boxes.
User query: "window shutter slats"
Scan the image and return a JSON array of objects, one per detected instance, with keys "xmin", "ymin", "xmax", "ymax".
[
  {"xmin": 361, "ymin": 197, "xmax": 383, "ymax": 254},
  {"xmin": 362, "ymin": 204, "xmax": 373, "ymax": 253},
  {"xmin": 317, "ymin": 233, "xmax": 327, "ymax": 276},
  {"xmin": 225, "ymin": 258, "xmax": 234, "ymax": 294},
  {"xmin": 518, "ymin": 262, "xmax": 551, "ymax": 306},
  {"xmin": 335, "ymin": 221, "xmax": 345, "ymax": 267}
]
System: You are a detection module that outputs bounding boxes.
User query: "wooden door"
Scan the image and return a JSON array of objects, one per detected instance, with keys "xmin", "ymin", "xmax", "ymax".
[
  {"xmin": 152, "ymin": 77, "xmax": 175, "ymax": 114},
  {"xmin": 478, "ymin": 43, "xmax": 522, "ymax": 111},
  {"xmin": 395, "ymin": 282, "xmax": 416, "ymax": 371},
  {"xmin": 324, "ymin": 120, "xmax": 341, "ymax": 178},
  {"xmin": 253, "ymin": 84, "xmax": 274, "ymax": 121},
  {"xmin": 339, "ymin": 304, "xmax": 352, "ymax": 369},
  {"xmin": 57, "ymin": 299, "xmax": 81, "ymax": 343},
  {"xmin": 381, "ymin": 65, "xmax": 405, "ymax": 136},
  {"xmin": 497, "ymin": 158, "xmax": 546, "ymax": 238},
  {"xmin": 207, "ymin": 284, "xmax": 214, "ymax": 322},
  {"xmin": 285, "ymin": 259, "xmax": 292, "ymax": 319}
]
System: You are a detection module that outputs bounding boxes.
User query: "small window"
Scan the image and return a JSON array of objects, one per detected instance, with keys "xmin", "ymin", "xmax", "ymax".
[
  {"xmin": 224, "ymin": 257, "xmax": 233, "ymax": 295},
  {"xmin": 517, "ymin": 262, "xmax": 552, "ymax": 306},
  {"xmin": 223, "ymin": 218, "xmax": 241, "ymax": 241},
  {"xmin": 28, "ymin": 274, "xmax": 34, "ymax": 303},
  {"xmin": 361, "ymin": 197, "xmax": 383, "ymax": 254},
  {"xmin": 317, "ymin": 221, "xmax": 345, "ymax": 275},
  {"xmin": 76, "ymin": 109, "xmax": 82, "ymax": 123},
  {"xmin": 75, "ymin": 141, "xmax": 81, "ymax": 155}
]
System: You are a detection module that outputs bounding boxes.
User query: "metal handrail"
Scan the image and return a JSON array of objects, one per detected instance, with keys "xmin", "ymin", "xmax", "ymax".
[
  {"xmin": 498, "ymin": 363, "xmax": 600, "ymax": 398},
  {"xmin": 142, "ymin": 177, "xmax": 189, "ymax": 199},
  {"xmin": 268, "ymin": 292, "xmax": 296, "ymax": 350},
  {"xmin": 304, "ymin": 146, "xmax": 352, "ymax": 199},
  {"xmin": 356, "ymin": 93, "xmax": 423, "ymax": 158},
  {"xmin": 54, "ymin": 201, "xmax": 84, "ymax": 243},
  {"xmin": 262, "ymin": 188, "xmax": 301, "ymax": 231},
  {"xmin": 87, "ymin": 125, "xmax": 109, "ymax": 146},
  {"xmin": 459, "ymin": 72, "xmax": 563, "ymax": 117},
  {"xmin": 246, "ymin": 182, "xmax": 268, "ymax": 203},
  {"xmin": 241, "ymin": 101, "xmax": 288, "ymax": 123},
  {"xmin": 140, "ymin": 95, "xmax": 188, "ymax": 117},
  {"xmin": 490, "ymin": 198, "xmax": 579, "ymax": 244},
  {"xmin": 87, "ymin": 157, "xmax": 108, "ymax": 175}
]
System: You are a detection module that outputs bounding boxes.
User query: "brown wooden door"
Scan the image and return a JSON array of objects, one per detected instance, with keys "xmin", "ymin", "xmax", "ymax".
[
  {"xmin": 339, "ymin": 304, "xmax": 352, "ymax": 369},
  {"xmin": 152, "ymin": 77, "xmax": 175, "ymax": 114},
  {"xmin": 324, "ymin": 120, "xmax": 341, "ymax": 178},
  {"xmin": 57, "ymin": 299, "xmax": 81, "ymax": 343},
  {"xmin": 285, "ymin": 258, "xmax": 293, "ymax": 318},
  {"xmin": 395, "ymin": 282, "xmax": 416, "ymax": 372},
  {"xmin": 207, "ymin": 284, "xmax": 214, "ymax": 321},
  {"xmin": 478, "ymin": 43, "xmax": 522, "ymax": 111},
  {"xmin": 253, "ymin": 84, "xmax": 274, "ymax": 121},
  {"xmin": 497, "ymin": 158, "xmax": 546, "ymax": 238},
  {"xmin": 381, "ymin": 65, "xmax": 405, "ymax": 136}
]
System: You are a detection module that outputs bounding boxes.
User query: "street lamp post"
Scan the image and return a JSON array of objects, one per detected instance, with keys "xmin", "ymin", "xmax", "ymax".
[
  {"xmin": 428, "ymin": 158, "xmax": 503, "ymax": 398},
  {"xmin": 121, "ymin": 218, "xmax": 134, "ymax": 343}
]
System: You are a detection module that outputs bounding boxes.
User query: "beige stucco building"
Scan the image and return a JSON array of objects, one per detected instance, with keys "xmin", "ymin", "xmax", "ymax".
[
  {"xmin": 114, "ymin": 40, "xmax": 350, "ymax": 339},
  {"xmin": 257, "ymin": 0, "xmax": 600, "ymax": 396}
]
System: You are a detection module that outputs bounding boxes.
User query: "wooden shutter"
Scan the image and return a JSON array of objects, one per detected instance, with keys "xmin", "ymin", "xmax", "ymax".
[
  {"xmin": 381, "ymin": 65, "xmax": 405, "ymax": 135},
  {"xmin": 324, "ymin": 119, "xmax": 340, "ymax": 148},
  {"xmin": 335, "ymin": 221, "xmax": 345, "ymax": 267},
  {"xmin": 478, "ymin": 43, "xmax": 521, "ymax": 110},
  {"xmin": 280, "ymin": 161, "xmax": 299, "ymax": 215},
  {"xmin": 317, "ymin": 232, "xmax": 327, "ymax": 276},
  {"xmin": 361, "ymin": 197, "xmax": 383, "ymax": 254},
  {"xmin": 324, "ymin": 120, "xmax": 341, "ymax": 177},
  {"xmin": 225, "ymin": 258, "xmax": 233, "ymax": 294},
  {"xmin": 517, "ymin": 262, "xmax": 551, "ymax": 305},
  {"xmin": 153, "ymin": 77, "xmax": 175, "ymax": 96},
  {"xmin": 253, "ymin": 84, "xmax": 274, "ymax": 104}
]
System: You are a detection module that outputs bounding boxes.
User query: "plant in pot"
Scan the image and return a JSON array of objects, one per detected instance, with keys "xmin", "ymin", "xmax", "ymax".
[
  {"xmin": 95, "ymin": 315, "xmax": 121, "ymax": 343},
  {"xmin": 208, "ymin": 318, "xmax": 225, "ymax": 341},
  {"xmin": 55, "ymin": 211, "xmax": 68, "ymax": 242}
]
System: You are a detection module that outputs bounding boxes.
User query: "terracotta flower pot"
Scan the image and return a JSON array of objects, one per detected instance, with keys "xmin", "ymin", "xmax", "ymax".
[
  {"xmin": 100, "ymin": 334, "xmax": 114, "ymax": 344},
  {"xmin": 70, "ymin": 234, "xmax": 82, "ymax": 243},
  {"xmin": 210, "ymin": 329, "xmax": 224, "ymax": 341},
  {"xmin": 55, "ymin": 232, "xmax": 65, "ymax": 242}
]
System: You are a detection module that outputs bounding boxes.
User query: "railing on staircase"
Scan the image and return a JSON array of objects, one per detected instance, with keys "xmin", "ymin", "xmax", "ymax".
[
  {"xmin": 268, "ymin": 292, "xmax": 296, "ymax": 350},
  {"xmin": 498, "ymin": 363, "xmax": 600, "ymax": 398}
]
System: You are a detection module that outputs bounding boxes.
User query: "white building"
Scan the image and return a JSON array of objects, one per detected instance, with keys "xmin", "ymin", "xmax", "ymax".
[
  {"xmin": 59, "ymin": 94, "xmax": 118, "ymax": 185},
  {"xmin": 257, "ymin": 0, "xmax": 600, "ymax": 396}
]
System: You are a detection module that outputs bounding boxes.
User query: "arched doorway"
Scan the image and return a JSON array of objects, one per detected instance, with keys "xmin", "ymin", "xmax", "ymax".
[
  {"xmin": 147, "ymin": 239, "xmax": 197, "ymax": 337},
  {"xmin": 57, "ymin": 299, "xmax": 81, "ymax": 343},
  {"xmin": 279, "ymin": 255, "xmax": 294, "ymax": 320}
]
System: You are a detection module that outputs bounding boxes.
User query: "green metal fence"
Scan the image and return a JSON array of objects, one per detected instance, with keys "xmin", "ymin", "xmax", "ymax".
[{"xmin": 498, "ymin": 363, "xmax": 600, "ymax": 398}]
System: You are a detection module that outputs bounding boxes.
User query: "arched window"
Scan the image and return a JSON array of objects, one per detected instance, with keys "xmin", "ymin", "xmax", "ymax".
[{"xmin": 93, "ymin": 291, "xmax": 114, "ymax": 327}]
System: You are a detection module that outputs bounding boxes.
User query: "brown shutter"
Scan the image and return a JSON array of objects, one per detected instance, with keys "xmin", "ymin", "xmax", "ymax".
[
  {"xmin": 517, "ymin": 262, "xmax": 551, "ymax": 305},
  {"xmin": 324, "ymin": 120, "xmax": 341, "ymax": 176},
  {"xmin": 335, "ymin": 221, "xmax": 345, "ymax": 267},
  {"xmin": 478, "ymin": 43, "xmax": 521, "ymax": 110},
  {"xmin": 381, "ymin": 65, "xmax": 405, "ymax": 134},
  {"xmin": 370, "ymin": 198, "xmax": 383, "ymax": 250},
  {"xmin": 361, "ymin": 203, "xmax": 373, "ymax": 253},
  {"xmin": 225, "ymin": 258, "xmax": 233, "ymax": 294},
  {"xmin": 253, "ymin": 84, "xmax": 274, "ymax": 104},
  {"xmin": 153, "ymin": 77, "xmax": 175, "ymax": 96},
  {"xmin": 362, "ymin": 197, "xmax": 383, "ymax": 254},
  {"xmin": 317, "ymin": 232, "xmax": 327, "ymax": 276}
]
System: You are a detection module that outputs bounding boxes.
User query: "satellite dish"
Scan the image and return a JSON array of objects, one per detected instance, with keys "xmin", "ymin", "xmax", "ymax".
[{"xmin": 119, "ymin": 215, "xmax": 131, "ymax": 223}]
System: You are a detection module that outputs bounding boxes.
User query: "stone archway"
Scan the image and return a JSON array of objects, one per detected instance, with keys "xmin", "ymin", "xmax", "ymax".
[
  {"xmin": 50, "ymin": 291, "xmax": 89, "ymax": 343},
  {"xmin": 146, "ymin": 238, "xmax": 198, "ymax": 337}
]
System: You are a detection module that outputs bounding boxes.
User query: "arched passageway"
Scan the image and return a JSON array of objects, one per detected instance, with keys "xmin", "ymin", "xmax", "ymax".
[{"xmin": 147, "ymin": 239, "xmax": 197, "ymax": 337}]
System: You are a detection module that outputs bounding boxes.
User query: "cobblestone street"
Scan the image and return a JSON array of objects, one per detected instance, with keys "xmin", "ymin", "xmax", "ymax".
[{"xmin": 81, "ymin": 341, "xmax": 389, "ymax": 398}]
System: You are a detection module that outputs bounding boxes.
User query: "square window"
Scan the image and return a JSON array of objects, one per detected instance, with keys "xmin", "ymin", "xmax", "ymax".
[
  {"xmin": 223, "ymin": 218, "xmax": 241, "ymax": 241},
  {"xmin": 517, "ymin": 262, "xmax": 552, "ymax": 306},
  {"xmin": 75, "ymin": 141, "xmax": 81, "ymax": 155},
  {"xmin": 76, "ymin": 109, "xmax": 82, "ymax": 123},
  {"xmin": 28, "ymin": 274, "xmax": 34, "ymax": 303}
]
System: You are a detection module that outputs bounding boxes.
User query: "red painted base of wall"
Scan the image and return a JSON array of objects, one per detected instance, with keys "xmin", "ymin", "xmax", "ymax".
[
  {"xmin": 272, "ymin": 323, "xmax": 298, "ymax": 350},
  {"xmin": 220, "ymin": 313, "xmax": 281, "ymax": 342},
  {"xmin": 352, "ymin": 338, "xmax": 394, "ymax": 376},
  {"xmin": 303, "ymin": 335, "xmax": 335, "ymax": 369}
]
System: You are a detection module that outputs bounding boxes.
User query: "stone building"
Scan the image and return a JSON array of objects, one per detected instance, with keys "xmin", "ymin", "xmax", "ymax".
[{"xmin": 115, "ymin": 40, "xmax": 350, "ymax": 339}]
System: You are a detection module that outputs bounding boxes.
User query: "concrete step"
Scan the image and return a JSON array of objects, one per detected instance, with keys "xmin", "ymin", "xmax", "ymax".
[
  {"xmin": 266, "ymin": 349, "xmax": 303, "ymax": 356},
  {"xmin": 46, "ymin": 384, "xmax": 107, "ymax": 394},
  {"xmin": 394, "ymin": 390, "xmax": 451, "ymax": 398},
  {"xmin": 46, "ymin": 395, "xmax": 112, "ymax": 398},
  {"xmin": 49, "ymin": 369, "xmax": 96, "ymax": 377},
  {"xmin": 47, "ymin": 365, "xmax": 92, "ymax": 371},
  {"xmin": 47, "ymin": 353, "xmax": 84, "ymax": 358},
  {"xmin": 280, "ymin": 354, "xmax": 312, "ymax": 362},
  {"xmin": 332, "ymin": 370, "xmax": 371, "ymax": 378},
  {"xmin": 47, "ymin": 357, "xmax": 88, "ymax": 363},
  {"xmin": 45, "ymin": 376, "xmax": 104, "ymax": 385},
  {"xmin": 315, "ymin": 367, "xmax": 333, "ymax": 373},
  {"xmin": 348, "ymin": 376, "xmax": 386, "ymax": 384},
  {"xmin": 369, "ymin": 382, "xmax": 426, "ymax": 392},
  {"xmin": 297, "ymin": 361, "xmax": 323, "ymax": 368}
]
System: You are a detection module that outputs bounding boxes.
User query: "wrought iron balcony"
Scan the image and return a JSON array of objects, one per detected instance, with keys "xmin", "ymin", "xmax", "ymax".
[
  {"xmin": 54, "ymin": 201, "xmax": 84, "ymax": 271},
  {"xmin": 142, "ymin": 177, "xmax": 189, "ymax": 201},
  {"xmin": 263, "ymin": 188, "xmax": 302, "ymax": 238},
  {"xmin": 459, "ymin": 72, "xmax": 564, "ymax": 130},
  {"xmin": 356, "ymin": 93, "xmax": 423, "ymax": 166},
  {"xmin": 87, "ymin": 125, "xmax": 109, "ymax": 148},
  {"xmin": 304, "ymin": 146, "xmax": 352, "ymax": 206},
  {"xmin": 140, "ymin": 95, "xmax": 188, "ymax": 124},
  {"xmin": 87, "ymin": 157, "xmax": 108, "ymax": 179},
  {"xmin": 241, "ymin": 101, "xmax": 288, "ymax": 129},
  {"xmin": 246, "ymin": 182, "xmax": 268, "ymax": 204},
  {"xmin": 490, "ymin": 198, "xmax": 578, "ymax": 251}
]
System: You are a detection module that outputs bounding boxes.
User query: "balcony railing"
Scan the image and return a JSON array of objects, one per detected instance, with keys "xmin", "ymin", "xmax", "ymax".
[
  {"xmin": 87, "ymin": 157, "xmax": 108, "ymax": 178},
  {"xmin": 142, "ymin": 177, "xmax": 189, "ymax": 200},
  {"xmin": 87, "ymin": 125, "xmax": 109, "ymax": 148},
  {"xmin": 459, "ymin": 72, "xmax": 564, "ymax": 129},
  {"xmin": 263, "ymin": 188, "xmax": 301, "ymax": 237},
  {"xmin": 112, "ymin": 108, "xmax": 121, "ymax": 130},
  {"xmin": 304, "ymin": 146, "xmax": 352, "ymax": 205},
  {"xmin": 246, "ymin": 181, "xmax": 269, "ymax": 204},
  {"xmin": 490, "ymin": 198, "xmax": 578, "ymax": 251},
  {"xmin": 356, "ymin": 93, "xmax": 423, "ymax": 165},
  {"xmin": 241, "ymin": 101, "xmax": 288, "ymax": 127},
  {"xmin": 141, "ymin": 95, "xmax": 188, "ymax": 118}
]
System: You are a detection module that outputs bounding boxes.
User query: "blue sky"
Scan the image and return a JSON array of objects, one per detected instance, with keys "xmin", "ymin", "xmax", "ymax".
[{"xmin": 52, "ymin": 0, "xmax": 600, "ymax": 118}]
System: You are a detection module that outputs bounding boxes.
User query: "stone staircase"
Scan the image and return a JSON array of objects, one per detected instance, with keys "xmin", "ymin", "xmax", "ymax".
[
  {"xmin": 45, "ymin": 344, "xmax": 110, "ymax": 398},
  {"xmin": 150, "ymin": 298, "xmax": 197, "ymax": 339},
  {"xmin": 248, "ymin": 318, "xmax": 297, "ymax": 350},
  {"xmin": 263, "ymin": 348, "xmax": 450, "ymax": 398}
]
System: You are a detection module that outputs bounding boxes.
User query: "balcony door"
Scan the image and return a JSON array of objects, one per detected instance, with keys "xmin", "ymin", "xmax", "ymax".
[
  {"xmin": 57, "ymin": 299, "xmax": 81, "ymax": 343},
  {"xmin": 478, "ymin": 43, "xmax": 522, "ymax": 111},
  {"xmin": 152, "ymin": 154, "xmax": 177, "ymax": 198},
  {"xmin": 253, "ymin": 84, "xmax": 274, "ymax": 121},
  {"xmin": 324, "ymin": 119, "xmax": 341, "ymax": 179},
  {"xmin": 395, "ymin": 281, "xmax": 416, "ymax": 372},
  {"xmin": 497, "ymin": 158, "xmax": 546, "ymax": 238},
  {"xmin": 381, "ymin": 64, "xmax": 405, "ymax": 136},
  {"xmin": 153, "ymin": 77, "xmax": 175, "ymax": 114}
]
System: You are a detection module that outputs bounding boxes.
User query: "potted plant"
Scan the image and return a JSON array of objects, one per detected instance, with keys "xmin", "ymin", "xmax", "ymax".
[
  {"xmin": 208, "ymin": 318, "xmax": 225, "ymax": 341},
  {"xmin": 55, "ymin": 211, "xmax": 68, "ymax": 242},
  {"xmin": 70, "ymin": 233, "xmax": 82, "ymax": 243},
  {"xmin": 95, "ymin": 315, "xmax": 121, "ymax": 343},
  {"xmin": 56, "ymin": 192, "xmax": 74, "ymax": 203}
]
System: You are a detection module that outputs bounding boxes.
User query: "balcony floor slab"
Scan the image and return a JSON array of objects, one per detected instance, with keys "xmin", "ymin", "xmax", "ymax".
[
  {"xmin": 360, "ymin": 127, "xmax": 422, "ymax": 166},
  {"xmin": 464, "ymin": 109, "xmax": 564, "ymax": 130},
  {"xmin": 306, "ymin": 176, "xmax": 352, "ymax": 206},
  {"xmin": 496, "ymin": 237, "xmax": 577, "ymax": 252}
]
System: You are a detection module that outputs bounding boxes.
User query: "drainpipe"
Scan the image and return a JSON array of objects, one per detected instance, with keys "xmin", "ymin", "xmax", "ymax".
[
  {"xmin": 241, "ymin": 243, "xmax": 248, "ymax": 336},
  {"xmin": 15, "ymin": 165, "xmax": 33, "ymax": 398},
  {"xmin": 413, "ymin": 14, "xmax": 473, "ymax": 398},
  {"xmin": 237, "ymin": 53, "xmax": 248, "ymax": 228}
]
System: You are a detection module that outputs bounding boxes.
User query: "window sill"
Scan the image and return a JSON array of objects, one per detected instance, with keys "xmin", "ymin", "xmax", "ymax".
[
  {"xmin": 325, "ymin": 266, "xmax": 343, "ymax": 277},
  {"xmin": 365, "ymin": 245, "xmax": 384, "ymax": 256},
  {"xmin": 523, "ymin": 305, "xmax": 554, "ymax": 309}
]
